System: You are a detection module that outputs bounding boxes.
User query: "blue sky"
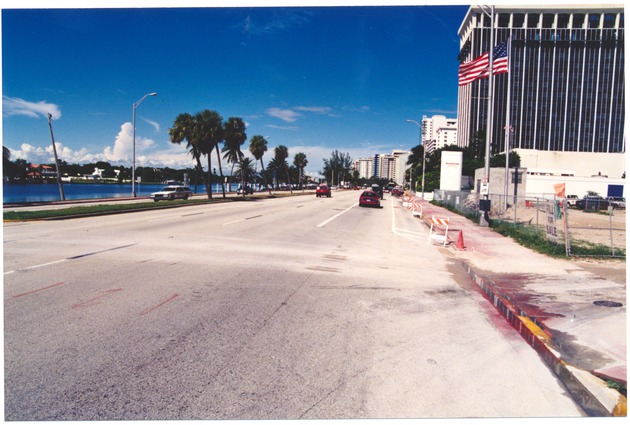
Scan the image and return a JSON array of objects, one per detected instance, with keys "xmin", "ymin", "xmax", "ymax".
[{"xmin": 2, "ymin": 2, "xmax": 469, "ymax": 176}]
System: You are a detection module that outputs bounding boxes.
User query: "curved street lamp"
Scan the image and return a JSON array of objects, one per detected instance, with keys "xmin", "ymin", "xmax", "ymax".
[
  {"xmin": 406, "ymin": 119, "xmax": 426, "ymax": 199},
  {"xmin": 132, "ymin": 92, "xmax": 157, "ymax": 197}
]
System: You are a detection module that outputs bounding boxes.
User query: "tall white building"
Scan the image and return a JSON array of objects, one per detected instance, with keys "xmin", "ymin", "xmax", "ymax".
[
  {"xmin": 421, "ymin": 115, "xmax": 458, "ymax": 150},
  {"xmin": 354, "ymin": 150, "xmax": 411, "ymax": 185},
  {"xmin": 355, "ymin": 157, "xmax": 374, "ymax": 180}
]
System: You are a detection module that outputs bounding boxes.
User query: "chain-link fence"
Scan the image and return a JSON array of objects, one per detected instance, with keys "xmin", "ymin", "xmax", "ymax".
[{"xmin": 433, "ymin": 190, "xmax": 626, "ymax": 258}]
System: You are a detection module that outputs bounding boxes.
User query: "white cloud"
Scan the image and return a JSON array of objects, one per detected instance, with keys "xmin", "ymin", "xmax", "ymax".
[
  {"xmin": 266, "ymin": 124, "xmax": 299, "ymax": 130},
  {"xmin": 294, "ymin": 106, "xmax": 332, "ymax": 114},
  {"xmin": 102, "ymin": 122, "xmax": 156, "ymax": 163},
  {"xmin": 2, "ymin": 96, "xmax": 62, "ymax": 119},
  {"xmin": 142, "ymin": 118, "xmax": 160, "ymax": 132},
  {"xmin": 266, "ymin": 107, "xmax": 301, "ymax": 123}
]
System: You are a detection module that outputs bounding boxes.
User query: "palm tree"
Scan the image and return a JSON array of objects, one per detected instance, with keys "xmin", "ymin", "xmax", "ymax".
[
  {"xmin": 274, "ymin": 145, "xmax": 292, "ymax": 193},
  {"xmin": 249, "ymin": 135, "xmax": 272, "ymax": 195},
  {"xmin": 195, "ymin": 110, "xmax": 224, "ymax": 198},
  {"xmin": 293, "ymin": 152, "xmax": 308, "ymax": 190},
  {"xmin": 169, "ymin": 112, "xmax": 211, "ymax": 196},
  {"xmin": 234, "ymin": 157, "xmax": 256, "ymax": 195},
  {"xmin": 222, "ymin": 117, "xmax": 247, "ymax": 191}
]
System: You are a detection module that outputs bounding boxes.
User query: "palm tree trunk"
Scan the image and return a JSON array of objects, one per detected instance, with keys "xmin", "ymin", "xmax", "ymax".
[
  {"xmin": 286, "ymin": 169, "xmax": 293, "ymax": 193},
  {"xmin": 215, "ymin": 146, "xmax": 226, "ymax": 198},
  {"xmin": 260, "ymin": 159, "xmax": 272, "ymax": 195},
  {"xmin": 204, "ymin": 155, "xmax": 213, "ymax": 199},
  {"xmin": 241, "ymin": 167, "xmax": 245, "ymax": 196}
]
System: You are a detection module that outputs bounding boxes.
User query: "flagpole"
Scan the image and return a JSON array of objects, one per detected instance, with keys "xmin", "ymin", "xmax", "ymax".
[
  {"xmin": 504, "ymin": 37, "xmax": 512, "ymax": 210},
  {"xmin": 481, "ymin": 5, "xmax": 494, "ymax": 227}
]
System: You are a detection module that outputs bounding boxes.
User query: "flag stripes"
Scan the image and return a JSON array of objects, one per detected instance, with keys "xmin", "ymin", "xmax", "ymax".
[{"xmin": 458, "ymin": 40, "xmax": 509, "ymax": 86}]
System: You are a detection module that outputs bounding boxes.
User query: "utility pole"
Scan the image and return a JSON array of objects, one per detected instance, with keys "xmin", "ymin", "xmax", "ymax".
[{"xmin": 47, "ymin": 113, "xmax": 65, "ymax": 201}]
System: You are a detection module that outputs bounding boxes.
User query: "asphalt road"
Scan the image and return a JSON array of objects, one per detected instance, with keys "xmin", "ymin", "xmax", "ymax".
[{"xmin": 3, "ymin": 190, "xmax": 584, "ymax": 420}]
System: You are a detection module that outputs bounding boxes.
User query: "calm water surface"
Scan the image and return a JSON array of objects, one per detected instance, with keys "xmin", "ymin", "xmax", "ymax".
[{"xmin": 3, "ymin": 183, "xmax": 237, "ymax": 203}]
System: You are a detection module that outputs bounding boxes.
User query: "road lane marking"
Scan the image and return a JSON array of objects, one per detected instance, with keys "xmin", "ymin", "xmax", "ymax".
[
  {"xmin": 67, "ymin": 243, "xmax": 137, "ymax": 260},
  {"xmin": 13, "ymin": 282, "xmax": 65, "ymax": 298},
  {"xmin": 24, "ymin": 259, "xmax": 68, "ymax": 271},
  {"xmin": 316, "ymin": 204, "xmax": 356, "ymax": 228},
  {"xmin": 4, "ymin": 244, "xmax": 136, "ymax": 275},
  {"xmin": 140, "ymin": 294, "xmax": 179, "ymax": 316},
  {"xmin": 223, "ymin": 218, "xmax": 245, "ymax": 225},
  {"xmin": 72, "ymin": 288, "xmax": 123, "ymax": 309},
  {"xmin": 223, "ymin": 214, "xmax": 263, "ymax": 225}
]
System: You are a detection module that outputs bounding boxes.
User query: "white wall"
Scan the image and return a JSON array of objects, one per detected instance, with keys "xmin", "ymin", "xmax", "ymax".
[
  {"xmin": 525, "ymin": 174, "xmax": 626, "ymax": 198},
  {"xmin": 514, "ymin": 149, "xmax": 626, "ymax": 179},
  {"xmin": 440, "ymin": 151, "xmax": 463, "ymax": 191}
]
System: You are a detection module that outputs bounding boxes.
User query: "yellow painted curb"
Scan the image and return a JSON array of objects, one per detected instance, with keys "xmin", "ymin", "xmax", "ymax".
[{"xmin": 519, "ymin": 316, "xmax": 552, "ymax": 345}]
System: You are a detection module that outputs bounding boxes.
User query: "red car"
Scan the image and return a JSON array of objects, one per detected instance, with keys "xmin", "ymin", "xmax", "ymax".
[
  {"xmin": 359, "ymin": 190, "xmax": 381, "ymax": 208},
  {"xmin": 316, "ymin": 184, "xmax": 331, "ymax": 197}
]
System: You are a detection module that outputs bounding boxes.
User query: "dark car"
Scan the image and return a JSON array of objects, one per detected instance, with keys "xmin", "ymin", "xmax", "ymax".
[
  {"xmin": 237, "ymin": 185, "xmax": 254, "ymax": 195},
  {"xmin": 371, "ymin": 184, "xmax": 384, "ymax": 199},
  {"xmin": 575, "ymin": 195, "xmax": 609, "ymax": 210},
  {"xmin": 359, "ymin": 190, "xmax": 381, "ymax": 208},
  {"xmin": 150, "ymin": 185, "xmax": 193, "ymax": 202},
  {"xmin": 316, "ymin": 184, "xmax": 331, "ymax": 197}
]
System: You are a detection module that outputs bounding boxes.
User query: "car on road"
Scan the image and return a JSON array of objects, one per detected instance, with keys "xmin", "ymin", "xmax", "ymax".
[
  {"xmin": 316, "ymin": 184, "xmax": 331, "ymax": 197},
  {"xmin": 237, "ymin": 185, "xmax": 254, "ymax": 195},
  {"xmin": 391, "ymin": 187, "xmax": 403, "ymax": 196},
  {"xmin": 359, "ymin": 190, "xmax": 381, "ymax": 208},
  {"xmin": 371, "ymin": 184, "xmax": 384, "ymax": 199},
  {"xmin": 607, "ymin": 196, "xmax": 626, "ymax": 209},
  {"xmin": 150, "ymin": 185, "xmax": 193, "ymax": 202},
  {"xmin": 575, "ymin": 195, "xmax": 609, "ymax": 210}
]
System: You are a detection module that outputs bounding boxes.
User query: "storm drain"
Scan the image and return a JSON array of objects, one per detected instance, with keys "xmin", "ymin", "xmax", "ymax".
[{"xmin": 593, "ymin": 300, "xmax": 624, "ymax": 308}]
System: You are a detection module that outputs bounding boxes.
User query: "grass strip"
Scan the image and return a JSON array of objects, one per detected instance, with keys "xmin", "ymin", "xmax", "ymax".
[{"xmin": 3, "ymin": 192, "xmax": 313, "ymax": 221}]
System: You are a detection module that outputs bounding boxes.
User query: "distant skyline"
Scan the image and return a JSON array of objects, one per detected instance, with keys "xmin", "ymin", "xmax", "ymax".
[{"xmin": 2, "ymin": 2, "xmax": 469, "ymax": 176}]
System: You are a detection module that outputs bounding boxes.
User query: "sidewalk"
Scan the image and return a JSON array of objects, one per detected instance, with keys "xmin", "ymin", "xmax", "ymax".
[{"xmin": 402, "ymin": 195, "xmax": 627, "ymax": 417}]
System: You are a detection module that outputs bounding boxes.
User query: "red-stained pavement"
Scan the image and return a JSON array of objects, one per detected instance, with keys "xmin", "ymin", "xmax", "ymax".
[{"xmin": 402, "ymin": 194, "xmax": 627, "ymax": 417}]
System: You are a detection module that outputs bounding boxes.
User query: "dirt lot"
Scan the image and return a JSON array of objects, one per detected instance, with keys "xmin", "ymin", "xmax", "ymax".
[
  {"xmin": 569, "ymin": 257, "xmax": 627, "ymax": 285},
  {"xmin": 495, "ymin": 203, "xmax": 626, "ymax": 252}
]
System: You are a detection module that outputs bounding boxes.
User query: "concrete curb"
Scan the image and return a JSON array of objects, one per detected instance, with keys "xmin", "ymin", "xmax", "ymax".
[{"xmin": 461, "ymin": 261, "xmax": 627, "ymax": 417}]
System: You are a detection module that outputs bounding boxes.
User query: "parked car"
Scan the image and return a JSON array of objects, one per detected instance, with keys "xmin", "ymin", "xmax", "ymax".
[
  {"xmin": 359, "ymin": 190, "xmax": 381, "ymax": 208},
  {"xmin": 237, "ymin": 185, "xmax": 254, "ymax": 195},
  {"xmin": 316, "ymin": 184, "xmax": 331, "ymax": 197},
  {"xmin": 607, "ymin": 196, "xmax": 626, "ymax": 209},
  {"xmin": 150, "ymin": 185, "xmax": 193, "ymax": 202},
  {"xmin": 566, "ymin": 195, "xmax": 579, "ymax": 206},
  {"xmin": 575, "ymin": 195, "xmax": 609, "ymax": 210}
]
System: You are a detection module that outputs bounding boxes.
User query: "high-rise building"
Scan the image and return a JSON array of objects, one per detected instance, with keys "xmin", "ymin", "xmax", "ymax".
[
  {"xmin": 421, "ymin": 115, "xmax": 458, "ymax": 150},
  {"xmin": 354, "ymin": 150, "xmax": 411, "ymax": 185},
  {"xmin": 457, "ymin": 5, "xmax": 625, "ymax": 177}
]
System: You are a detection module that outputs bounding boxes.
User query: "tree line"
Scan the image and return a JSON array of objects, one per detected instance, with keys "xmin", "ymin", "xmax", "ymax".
[
  {"xmin": 169, "ymin": 110, "xmax": 315, "ymax": 198},
  {"xmin": 2, "ymin": 110, "xmax": 328, "ymax": 197}
]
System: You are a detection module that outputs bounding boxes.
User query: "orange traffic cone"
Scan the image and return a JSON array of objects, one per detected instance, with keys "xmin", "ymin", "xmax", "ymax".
[{"xmin": 456, "ymin": 231, "xmax": 465, "ymax": 250}]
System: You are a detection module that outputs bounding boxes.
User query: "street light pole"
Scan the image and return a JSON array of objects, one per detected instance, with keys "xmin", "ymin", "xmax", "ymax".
[
  {"xmin": 132, "ymin": 92, "xmax": 157, "ymax": 197},
  {"xmin": 406, "ymin": 119, "xmax": 425, "ymax": 199},
  {"xmin": 47, "ymin": 113, "xmax": 65, "ymax": 201}
]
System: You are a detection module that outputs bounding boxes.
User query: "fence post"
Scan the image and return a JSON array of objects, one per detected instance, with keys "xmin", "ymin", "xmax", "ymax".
[
  {"xmin": 609, "ymin": 208, "xmax": 615, "ymax": 256},
  {"xmin": 564, "ymin": 199, "xmax": 571, "ymax": 256},
  {"xmin": 514, "ymin": 194, "xmax": 517, "ymax": 225}
]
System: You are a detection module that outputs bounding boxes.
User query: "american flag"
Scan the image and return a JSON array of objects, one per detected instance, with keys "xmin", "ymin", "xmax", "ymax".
[
  {"xmin": 458, "ymin": 40, "xmax": 509, "ymax": 86},
  {"xmin": 423, "ymin": 139, "xmax": 435, "ymax": 154}
]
